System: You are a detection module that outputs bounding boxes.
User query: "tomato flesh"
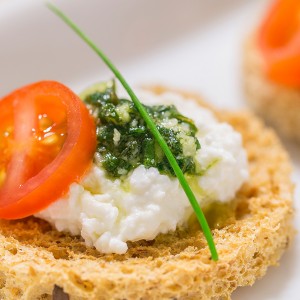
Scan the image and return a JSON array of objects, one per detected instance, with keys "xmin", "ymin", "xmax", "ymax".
[
  {"xmin": 258, "ymin": 0, "xmax": 300, "ymax": 87},
  {"xmin": 0, "ymin": 81, "xmax": 96, "ymax": 219}
]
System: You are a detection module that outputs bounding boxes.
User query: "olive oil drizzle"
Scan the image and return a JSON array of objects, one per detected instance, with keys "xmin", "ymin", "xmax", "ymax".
[{"xmin": 47, "ymin": 3, "xmax": 219, "ymax": 261}]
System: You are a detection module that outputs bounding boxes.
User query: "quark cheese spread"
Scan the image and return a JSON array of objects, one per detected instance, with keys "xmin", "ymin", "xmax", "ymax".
[{"xmin": 36, "ymin": 90, "xmax": 249, "ymax": 254}]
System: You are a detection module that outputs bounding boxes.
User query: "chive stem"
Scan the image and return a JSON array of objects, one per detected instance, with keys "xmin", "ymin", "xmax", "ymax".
[{"xmin": 47, "ymin": 3, "xmax": 218, "ymax": 261}]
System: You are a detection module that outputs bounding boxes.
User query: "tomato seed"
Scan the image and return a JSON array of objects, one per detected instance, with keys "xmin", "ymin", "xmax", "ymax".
[
  {"xmin": 41, "ymin": 133, "xmax": 59, "ymax": 145},
  {"xmin": 38, "ymin": 114, "xmax": 53, "ymax": 131},
  {"xmin": 0, "ymin": 169, "xmax": 6, "ymax": 187}
]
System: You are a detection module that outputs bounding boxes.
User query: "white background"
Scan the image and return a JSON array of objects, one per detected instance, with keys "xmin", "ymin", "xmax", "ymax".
[{"xmin": 0, "ymin": 1, "xmax": 299, "ymax": 299}]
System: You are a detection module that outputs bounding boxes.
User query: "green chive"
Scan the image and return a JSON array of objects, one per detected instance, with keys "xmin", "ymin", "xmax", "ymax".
[{"xmin": 47, "ymin": 3, "xmax": 219, "ymax": 261}]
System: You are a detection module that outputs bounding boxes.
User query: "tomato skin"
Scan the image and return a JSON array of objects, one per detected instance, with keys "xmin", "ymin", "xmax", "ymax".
[
  {"xmin": 0, "ymin": 81, "xmax": 96, "ymax": 219},
  {"xmin": 258, "ymin": 0, "xmax": 300, "ymax": 87}
]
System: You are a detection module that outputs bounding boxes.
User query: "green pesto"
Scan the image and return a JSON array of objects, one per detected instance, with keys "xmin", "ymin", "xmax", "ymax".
[{"xmin": 82, "ymin": 81, "xmax": 201, "ymax": 178}]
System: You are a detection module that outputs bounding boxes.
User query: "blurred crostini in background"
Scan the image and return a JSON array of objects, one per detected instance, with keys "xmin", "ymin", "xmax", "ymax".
[{"xmin": 243, "ymin": 0, "xmax": 300, "ymax": 143}]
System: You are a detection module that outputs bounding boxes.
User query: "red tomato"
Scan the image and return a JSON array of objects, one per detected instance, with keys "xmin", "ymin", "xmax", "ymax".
[
  {"xmin": 0, "ymin": 81, "xmax": 96, "ymax": 219},
  {"xmin": 258, "ymin": 0, "xmax": 300, "ymax": 87}
]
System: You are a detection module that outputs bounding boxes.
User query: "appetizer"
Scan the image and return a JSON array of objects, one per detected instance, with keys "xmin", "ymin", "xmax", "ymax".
[
  {"xmin": 0, "ymin": 4, "xmax": 295, "ymax": 300},
  {"xmin": 0, "ymin": 83, "xmax": 294, "ymax": 300},
  {"xmin": 243, "ymin": 0, "xmax": 300, "ymax": 142}
]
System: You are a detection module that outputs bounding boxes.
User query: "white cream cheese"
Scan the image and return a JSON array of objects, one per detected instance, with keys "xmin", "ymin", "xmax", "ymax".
[{"xmin": 36, "ymin": 90, "xmax": 249, "ymax": 254}]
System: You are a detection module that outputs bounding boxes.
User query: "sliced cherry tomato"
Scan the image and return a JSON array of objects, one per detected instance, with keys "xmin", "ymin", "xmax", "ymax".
[
  {"xmin": 0, "ymin": 81, "xmax": 96, "ymax": 219},
  {"xmin": 258, "ymin": 0, "xmax": 300, "ymax": 87}
]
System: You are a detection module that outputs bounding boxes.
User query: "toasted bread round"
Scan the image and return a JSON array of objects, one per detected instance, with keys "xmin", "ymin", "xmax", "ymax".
[
  {"xmin": 243, "ymin": 35, "xmax": 300, "ymax": 143},
  {"xmin": 0, "ymin": 87, "xmax": 294, "ymax": 300}
]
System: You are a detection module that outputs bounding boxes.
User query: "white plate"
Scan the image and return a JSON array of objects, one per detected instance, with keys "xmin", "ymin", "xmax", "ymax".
[{"xmin": 0, "ymin": 0, "xmax": 299, "ymax": 299}]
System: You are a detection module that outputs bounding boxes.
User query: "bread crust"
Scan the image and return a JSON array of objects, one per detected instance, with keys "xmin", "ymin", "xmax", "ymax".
[
  {"xmin": 0, "ymin": 88, "xmax": 295, "ymax": 300},
  {"xmin": 243, "ymin": 35, "xmax": 300, "ymax": 143}
]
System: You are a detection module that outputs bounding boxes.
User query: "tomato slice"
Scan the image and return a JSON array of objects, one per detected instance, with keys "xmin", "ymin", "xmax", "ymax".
[
  {"xmin": 258, "ymin": 0, "xmax": 300, "ymax": 87},
  {"xmin": 0, "ymin": 81, "xmax": 96, "ymax": 219}
]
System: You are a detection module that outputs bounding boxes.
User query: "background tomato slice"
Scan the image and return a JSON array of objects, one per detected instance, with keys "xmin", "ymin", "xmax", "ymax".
[
  {"xmin": 0, "ymin": 81, "xmax": 96, "ymax": 219},
  {"xmin": 258, "ymin": 0, "xmax": 300, "ymax": 87}
]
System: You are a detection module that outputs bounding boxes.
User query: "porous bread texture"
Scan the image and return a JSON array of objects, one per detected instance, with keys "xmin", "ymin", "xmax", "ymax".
[
  {"xmin": 243, "ymin": 35, "xmax": 300, "ymax": 143},
  {"xmin": 0, "ymin": 88, "xmax": 295, "ymax": 300}
]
